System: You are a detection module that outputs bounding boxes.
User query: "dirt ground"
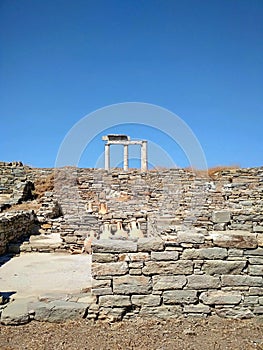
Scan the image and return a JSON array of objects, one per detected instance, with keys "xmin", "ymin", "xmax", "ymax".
[{"xmin": 0, "ymin": 316, "xmax": 263, "ymax": 350}]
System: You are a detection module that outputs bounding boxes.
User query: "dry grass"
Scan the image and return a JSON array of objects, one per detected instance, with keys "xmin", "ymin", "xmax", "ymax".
[
  {"xmin": 3, "ymin": 200, "xmax": 41, "ymax": 213},
  {"xmin": 33, "ymin": 173, "xmax": 54, "ymax": 198},
  {"xmin": 183, "ymin": 165, "xmax": 240, "ymax": 179}
]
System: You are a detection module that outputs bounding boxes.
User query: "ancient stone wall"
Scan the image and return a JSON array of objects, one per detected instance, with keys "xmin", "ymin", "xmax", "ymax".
[
  {"xmin": 0, "ymin": 211, "xmax": 35, "ymax": 255},
  {"xmin": 90, "ymin": 232, "xmax": 263, "ymax": 320}
]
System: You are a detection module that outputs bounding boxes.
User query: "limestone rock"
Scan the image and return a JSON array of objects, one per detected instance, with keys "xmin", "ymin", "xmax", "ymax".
[
  {"xmin": 211, "ymin": 231, "xmax": 257, "ymax": 249},
  {"xmin": 153, "ymin": 275, "xmax": 187, "ymax": 291},
  {"xmin": 186, "ymin": 274, "xmax": 221, "ymax": 289},
  {"xmin": 92, "ymin": 262, "xmax": 128, "ymax": 277},
  {"xmin": 200, "ymin": 291, "xmax": 242, "ymax": 305},
  {"xmin": 92, "ymin": 239, "xmax": 137, "ymax": 253},
  {"xmin": 137, "ymin": 237, "xmax": 164, "ymax": 252},
  {"xmin": 142, "ymin": 261, "xmax": 193, "ymax": 275},
  {"xmin": 99, "ymin": 295, "xmax": 131, "ymax": 307},
  {"xmin": 113, "ymin": 275, "xmax": 151, "ymax": 294},
  {"xmin": 163, "ymin": 290, "xmax": 198, "ymax": 304},
  {"xmin": 131, "ymin": 295, "xmax": 161, "ymax": 307},
  {"xmin": 212, "ymin": 211, "xmax": 230, "ymax": 223},
  {"xmin": 181, "ymin": 247, "xmax": 228, "ymax": 260},
  {"xmin": 202, "ymin": 260, "xmax": 246, "ymax": 275}
]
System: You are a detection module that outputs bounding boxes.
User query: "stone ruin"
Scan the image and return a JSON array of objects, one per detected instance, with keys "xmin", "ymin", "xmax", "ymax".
[{"xmin": 0, "ymin": 155, "xmax": 263, "ymax": 322}]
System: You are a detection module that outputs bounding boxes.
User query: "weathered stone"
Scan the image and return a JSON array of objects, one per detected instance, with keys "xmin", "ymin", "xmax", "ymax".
[
  {"xmin": 257, "ymin": 234, "xmax": 263, "ymax": 246},
  {"xmin": 143, "ymin": 261, "xmax": 193, "ymax": 275},
  {"xmin": 221, "ymin": 275, "xmax": 262, "ymax": 287},
  {"xmin": 137, "ymin": 237, "xmax": 164, "ymax": 252},
  {"xmin": 1, "ymin": 299, "xmax": 31, "ymax": 325},
  {"xmin": 249, "ymin": 257, "xmax": 263, "ymax": 264},
  {"xmin": 212, "ymin": 211, "xmax": 230, "ymax": 223},
  {"xmin": 113, "ymin": 275, "xmax": 151, "ymax": 294},
  {"xmin": 244, "ymin": 247, "xmax": 263, "ymax": 256},
  {"xmin": 183, "ymin": 304, "xmax": 211, "ymax": 314},
  {"xmin": 177, "ymin": 231, "xmax": 205, "ymax": 244},
  {"xmin": 92, "ymin": 239, "xmax": 137, "ymax": 253},
  {"xmin": 249, "ymin": 287, "xmax": 263, "ymax": 295},
  {"xmin": 253, "ymin": 226, "xmax": 263, "ymax": 233},
  {"xmin": 151, "ymin": 251, "xmax": 178, "ymax": 261},
  {"xmin": 92, "ymin": 262, "xmax": 128, "ymax": 277},
  {"xmin": 126, "ymin": 252, "xmax": 150, "ymax": 261},
  {"xmin": 249, "ymin": 265, "xmax": 263, "ymax": 276},
  {"xmin": 186, "ymin": 274, "xmax": 221, "ymax": 289},
  {"xmin": 254, "ymin": 306, "xmax": 263, "ymax": 314},
  {"xmin": 131, "ymin": 295, "xmax": 161, "ymax": 307},
  {"xmin": 211, "ymin": 231, "xmax": 257, "ymax": 249},
  {"xmin": 181, "ymin": 247, "xmax": 227, "ymax": 260},
  {"xmin": 163, "ymin": 290, "xmax": 198, "ymax": 305},
  {"xmin": 202, "ymin": 261, "xmax": 246, "ymax": 275},
  {"xmin": 92, "ymin": 288, "xmax": 113, "ymax": 296},
  {"xmin": 92, "ymin": 253, "xmax": 116, "ymax": 263},
  {"xmin": 92, "ymin": 279, "xmax": 111, "ymax": 288},
  {"xmin": 139, "ymin": 305, "xmax": 182, "ymax": 318},
  {"xmin": 200, "ymin": 291, "xmax": 242, "ymax": 305},
  {"xmin": 153, "ymin": 275, "xmax": 187, "ymax": 291},
  {"xmin": 30, "ymin": 300, "xmax": 88, "ymax": 322},
  {"xmin": 228, "ymin": 249, "xmax": 244, "ymax": 257},
  {"xmin": 215, "ymin": 307, "xmax": 254, "ymax": 319},
  {"xmin": 99, "ymin": 295, "xmax": 131, "ymax": 307}
]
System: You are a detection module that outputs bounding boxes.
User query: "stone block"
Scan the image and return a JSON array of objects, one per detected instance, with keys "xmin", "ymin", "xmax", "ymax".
[
  {"xmin": 221, "ymin": 275, "xmax": 262, "ymax": 287},
  {"xmin": 186, "ymin": 274, "xmax": 221, "ymax": 289},
  {"xmin": 137, "ymin": 237, "xmax": 164, "ymax": 251},
  {"xmin": 249, "ymin": 265, "xmax": 263, "ymax": 276},
  {"xmin": 212, "ymin": 211, "xmax": 230, "ymax": 223},
  {"xmin": 245, "ymin": 248, "xmax": 263, "ymax": 256},
  {"xmin": 131, "ymin": 295, "xmax": 161, "ymax": 307},
  {"xmin": 249, "ymin": 257, "xmax": 263, "ymax": 264},
  {"xmin": 139, "ymin": 305, "xmax": 182, "ymax": 318},
  {"xmin": 183, "ymin": 304, "xmax": 211, "ymax": 314},
  {"xmin": 211, "ymin": 231, "xmax": 257, "ymax": 249},
  {"xmin": 163, "ymin": 290, "xmax": 197, "ymax": 304},
  {"xmin": 99, "ymin": 295, "xmax": 131, "ymax": 307},
  {"xmin": 92, "ymin": 279, "xmax": 111, "ymax": 288},
  {"xmin": 153, "ymin": 275, "xmax": 187, "ymax": 291},
  {"xmin": 202, "ymin": 261, "xmax": 246, "ymax": 275},
  {"xmin": 127, "ymin": 252, "xmax": 150, "ymax": 262},
  {"xmin": 92, "ymin": 288, "xmax": 113, "ymax": 296},
  {"xmin": 257, "ymin": 234, "xmax": 263, "ymax": 246},
  {"xmin": 181, "ymin": 247, "xmax": 227, "ymax": 260},
  {"xmin": 200, "ymin": 291, "xmax": 242, "ymax": 305},
  {"xmin": 142, "ymin": 261, "xmax": 193, "ymax": 275},
  {"xmin": 92, "ymin": 262, "xmax": 128, "ymax": 277},
  {"xmin": 92, "ymin": 239, "xmax": 137, "ymax": 253},
  {"xmin": 215, "ymin": 307, "xmax": 254, "ymax": 319},
  {"xmin": 92, "ymin": 253, "xmax": 116, "ymax": 263},
  {"xmin": 151, "ymin": 251, "xmax": 178, "ymax": 261},
  {"xmin": 177, "ymin": 231, "xmax": 205, "ymax": 244},
  {"xmin": 113, "ymin": 275, "xmax": 151, "ymax": 294}
]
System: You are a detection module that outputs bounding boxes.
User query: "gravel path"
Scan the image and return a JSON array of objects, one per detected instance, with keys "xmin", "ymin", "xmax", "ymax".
[{"xmin": 1, "ymin": 316, "xmax": 263, "ymax": 350}]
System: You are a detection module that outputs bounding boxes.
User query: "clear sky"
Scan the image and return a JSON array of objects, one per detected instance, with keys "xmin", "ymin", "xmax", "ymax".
[{"xmin": 0, "ymin": 0, "xmax": 262, "ymax": 169}]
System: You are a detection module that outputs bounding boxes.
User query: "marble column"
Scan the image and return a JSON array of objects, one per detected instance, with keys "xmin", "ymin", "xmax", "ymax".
[
  {"xmin": 105, "ymin": 144, "xmax": 110, "ymax": 170},
  {"xmin": 141, "ymin": 141, "xmax": 147, "ymax": 172},
  {"xmin": 123, "ymin": 144, "xmax": 129, "ymax": 171}
]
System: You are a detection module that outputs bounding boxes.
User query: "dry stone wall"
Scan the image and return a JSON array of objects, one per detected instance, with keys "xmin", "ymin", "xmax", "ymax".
[
  {"xmin": 0, "ymin": 211, "xmax": 35, "ymax": 255},
  {"xmin": 90, "ymin": 232, "xmax": 263, "ymax": 321}
]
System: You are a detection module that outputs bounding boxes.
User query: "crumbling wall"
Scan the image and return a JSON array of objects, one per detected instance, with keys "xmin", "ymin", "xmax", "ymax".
[
  {"xmin": 90, "ymin": 231, "xmax": 263, "ymax": 320},
  {"xmin": 0, "ymin": 211, "xmax": 35, "ymax": 255}
]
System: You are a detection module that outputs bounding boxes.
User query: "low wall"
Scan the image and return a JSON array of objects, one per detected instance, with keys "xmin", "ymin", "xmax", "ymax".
[
  {"xmin": 91, "ymin": 231, "xmax": 263, "ymax": 321},
  {"xmin": 0, "ymin": 211, "xmax": 35, "ymax": 255}
]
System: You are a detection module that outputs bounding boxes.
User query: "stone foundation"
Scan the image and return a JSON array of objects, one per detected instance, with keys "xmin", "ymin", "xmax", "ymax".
[{"xmin": 90, "ymin": 233, "xmax": 263, "ymax": 320}]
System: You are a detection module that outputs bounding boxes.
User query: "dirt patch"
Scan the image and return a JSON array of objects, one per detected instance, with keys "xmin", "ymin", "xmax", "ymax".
[{"xmin": 0, "ymin": 316, "xmax": 262, "ymax": 350}]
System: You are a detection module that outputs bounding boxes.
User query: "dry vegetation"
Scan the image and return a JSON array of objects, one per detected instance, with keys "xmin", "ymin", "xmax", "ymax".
[
  {"xmin": 3, "ymin": 200, "xmax": 41, "ymax": 213},
  {"xmin": 33, "ymin": 173, "xmax": 54, "ymax": 198},
  {"xmin": 0, "ymin": 317, "xmax": 262, "ymax": 350}
]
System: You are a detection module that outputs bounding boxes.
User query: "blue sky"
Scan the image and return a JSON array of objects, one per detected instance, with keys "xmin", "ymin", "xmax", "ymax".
[{"xmin": 0, "ymin": 0, "xmax": 262, "ymax": 169}]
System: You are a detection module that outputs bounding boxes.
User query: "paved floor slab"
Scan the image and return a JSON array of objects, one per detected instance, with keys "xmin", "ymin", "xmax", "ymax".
[{"xmin": 0, "ymin": 253, "xmax": 92, "ymax": 298}]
